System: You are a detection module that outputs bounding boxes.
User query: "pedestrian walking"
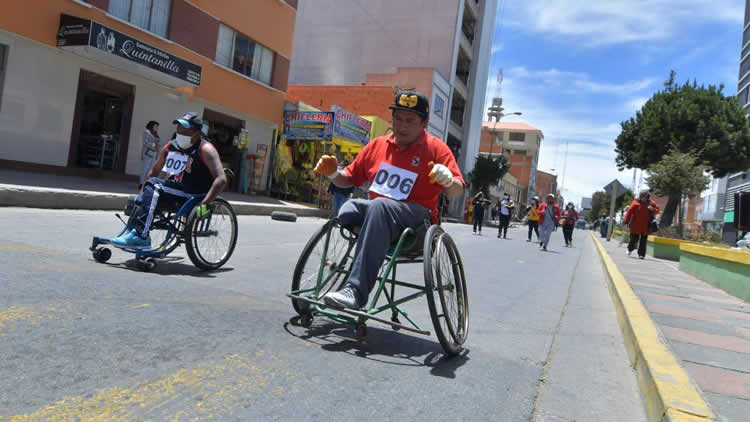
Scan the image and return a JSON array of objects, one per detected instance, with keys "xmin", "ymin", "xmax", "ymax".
[
  {"xmin": 600, "ymin": 215, "xmax": 609, "ymax": 238},
  {"xmin": 525, "ymin": 196, "xmax": 540, "ymax": 242},
  {"xmin": 624, "ymin": 190, "xmax": 660, "ymax": 259},
  {"xmin": 140, "ymin": 121, "xmax": 160, "ymax": 189},
  {"xmin": 497, "ymin": 193, "xmax": 515, "ymax": 238},
  {"xmin": 538, "ymin": 194, "xmax": 560, "ymax": 251},
  {"xmin": 472, "ymin": 192, "xmax": 489, "ymax": 234},
  {"xmin": 561, "ymin": 202, "xmax": 578, "ymax": 247}
]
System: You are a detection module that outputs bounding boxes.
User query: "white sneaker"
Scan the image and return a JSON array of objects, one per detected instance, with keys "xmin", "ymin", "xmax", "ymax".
[
  {"xmin": 627, "ymin": 250, "xmax": 633, "ymax": 256},
  {"xmin": 323, "ymin": 286, "xmax": 360, "ymax": 309}
]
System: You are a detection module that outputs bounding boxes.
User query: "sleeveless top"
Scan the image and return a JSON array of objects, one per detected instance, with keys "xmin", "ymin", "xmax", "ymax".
[{"xmin": 167, "ymin": 139, "xmax": 215, "ymax": 194}]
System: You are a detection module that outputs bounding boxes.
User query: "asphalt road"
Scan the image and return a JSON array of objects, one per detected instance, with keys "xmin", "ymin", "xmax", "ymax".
[{"xmin": 0, "ymin": 208, "xmax": 647, "ymax": 421}]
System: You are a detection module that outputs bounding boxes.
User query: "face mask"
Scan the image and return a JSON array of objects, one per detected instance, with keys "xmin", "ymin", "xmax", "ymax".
[{"xmin": 174, "ymin": 133, "xmax": 193, "ymax": 150}]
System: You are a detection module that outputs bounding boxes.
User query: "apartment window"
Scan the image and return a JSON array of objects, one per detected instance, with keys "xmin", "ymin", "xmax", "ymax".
[
  {"xmin": 108, "ymin": 0, "xmax": 171, "ymax": 38},
  {"xmin": 513, "ymin": 150, "xmax": 527, "ymax": 156},
  {"xmin": 434, "ymin": 95, "xmax": 445, "ymax": 118},
  {"xmin": 0, "ymin": 44, "xmax": 6, "ymax": 112},
  {"xmin": 215, "ymin": 24, "xmax": 275, "ymax": 86},
  {"xmin": 508, "ymin": 132, "xmax": 525, "ymax": 142}
]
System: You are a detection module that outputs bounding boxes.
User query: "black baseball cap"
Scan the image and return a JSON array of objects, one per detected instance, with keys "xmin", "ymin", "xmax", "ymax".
[
  {"xmin": 389, "ymin": 90, "xmax": 430, "ymax": 119},
  {"xmin": 173, "ymin": 112, "xmax": 203, "ymax": 129}
]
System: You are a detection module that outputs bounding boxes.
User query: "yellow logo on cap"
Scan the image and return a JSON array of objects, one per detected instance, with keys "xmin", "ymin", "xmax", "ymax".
[{"xmin": 398, "ymin": 94, "xmax": 419, "ymax": 108}]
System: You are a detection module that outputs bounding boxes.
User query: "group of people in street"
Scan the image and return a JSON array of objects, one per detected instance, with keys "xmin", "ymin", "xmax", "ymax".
[{"xmin": 470, "ymin": 191, "xmax": 581, "ymax": 251}]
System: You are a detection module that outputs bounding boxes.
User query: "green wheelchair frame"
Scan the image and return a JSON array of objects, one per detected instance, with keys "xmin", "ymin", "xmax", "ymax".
[{"xmin": 287, "ymin": 218, "xmax": 469, "ymax": 356}]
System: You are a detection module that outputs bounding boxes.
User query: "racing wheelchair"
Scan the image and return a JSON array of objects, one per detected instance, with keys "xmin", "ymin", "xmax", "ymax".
[
  {"xmin": 287, "ymin": 217, "xmax": 469, "ymax": 356},
  {"xmin": 90, "ymin": 190, "xmax": 238, "ymax": 272}
]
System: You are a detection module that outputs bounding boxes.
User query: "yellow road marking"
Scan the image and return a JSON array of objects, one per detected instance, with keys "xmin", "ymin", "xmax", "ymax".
[
  {"xmin": 4, "ymin": 353, "xmax": 297, "ymax": 421},
  {"xmin": 0, "ymin": 242, "xmax": 57, "ymax": 255},
  {"xmin": 0, "ymin": 303, "xmax": 75, "ymax": 335},
  {"xmin": 591, "ymin": 233, "xmax": 715, "ymax": 421}
]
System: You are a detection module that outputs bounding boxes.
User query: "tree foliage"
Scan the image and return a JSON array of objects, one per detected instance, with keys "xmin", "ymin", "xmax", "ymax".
[
  {"xmin": 468, "ymin": 154, "xmax": 509, "ymax": 196},
  {"xmin": 590, "ymin": 189, "xmax": 634, "ymax": 220},
  {"xmin": 615, "ymin": 71, "xmax": 750, "ymax": 178},
  {"xmin": 646, "ymin": 150, "xmax": 710, "ymax": 231}
]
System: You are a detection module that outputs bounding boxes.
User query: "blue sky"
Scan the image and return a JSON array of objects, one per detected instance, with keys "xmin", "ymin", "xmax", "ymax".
[{"xmin": 485, "ymin": 0, "xmax": 745, "ymax": 206}]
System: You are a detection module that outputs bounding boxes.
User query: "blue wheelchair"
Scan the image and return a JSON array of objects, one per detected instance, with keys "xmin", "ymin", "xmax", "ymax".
[{"xmin": 90, "ymin": 193, "xmax": 238, "ymax": 272}]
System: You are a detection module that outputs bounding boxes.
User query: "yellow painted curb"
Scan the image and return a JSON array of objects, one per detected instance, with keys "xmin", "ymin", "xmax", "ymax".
[
  {"xmin": 590, "ymin": 233, "xmax": 715, "ymax": 422},
  {"xmin": 680, "ymin": 243, "xmax": 750, "ymax": 266}
]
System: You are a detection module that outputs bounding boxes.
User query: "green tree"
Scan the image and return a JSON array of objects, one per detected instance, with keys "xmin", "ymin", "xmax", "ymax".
[
  {"xmin": 590, "ymin": 189, "xmax": 634, "ymax": 221},
  {"xmin": 614, "ymin": 71, "xmax": 750, "ymax": 226},
  {"xmin": 646, "ymin": 151, "xmax": 710, "ymax": 236},
  {"xmin": 468, "ymin": 154, "xmax": 509, "ymax": 196}
]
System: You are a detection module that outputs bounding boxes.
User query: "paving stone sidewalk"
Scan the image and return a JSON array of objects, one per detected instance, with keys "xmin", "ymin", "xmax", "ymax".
[{"xmin": 599, "ymin": 236, "xmax": 750, "ymax": 422}]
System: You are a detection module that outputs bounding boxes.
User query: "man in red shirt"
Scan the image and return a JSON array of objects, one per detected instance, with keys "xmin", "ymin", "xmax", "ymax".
[{"xmin": 314, "ymin": 91, "xmax": 465, "ymax": 309}]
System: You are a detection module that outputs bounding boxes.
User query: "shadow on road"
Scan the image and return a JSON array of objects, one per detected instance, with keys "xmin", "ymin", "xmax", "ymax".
[
  {"xmin": 283, "ymin": 317, "xmax": 470, "ymax": 377},
  {"xmin": 98, "ymin": 259, "xmax": 234, "ymax": 277}
]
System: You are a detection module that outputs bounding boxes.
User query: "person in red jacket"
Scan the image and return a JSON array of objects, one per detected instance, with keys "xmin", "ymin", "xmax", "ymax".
[
  {"xmin": 623, "ymin": 190, "xmax": 660, "ymax": 259},
  {"xmin": 537, "ymin": 193, "xmax": 561, "ymax": 251},
  {"xmin": 560, "ymin": 202, "xmax": 579, "ymax": 247}
]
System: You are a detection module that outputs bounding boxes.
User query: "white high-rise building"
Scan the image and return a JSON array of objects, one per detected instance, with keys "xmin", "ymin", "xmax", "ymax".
[{"xmin": 289, "ymin": 0, "xmax": 498, "ymax": 215}]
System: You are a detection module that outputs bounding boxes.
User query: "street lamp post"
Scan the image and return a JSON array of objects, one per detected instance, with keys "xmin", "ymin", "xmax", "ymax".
[{"xmin": 486, "ymin": 97, "xmax": 521, "ymax": 209}]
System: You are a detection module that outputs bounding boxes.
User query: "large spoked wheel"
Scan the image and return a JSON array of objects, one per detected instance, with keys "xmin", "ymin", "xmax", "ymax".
[
  {"xmin": 424, "ymin": 225, "xmax": 469, "ymax": 356},
  {"xmin": 184, "ymin": 198, "xmax": 238, "ymax": 270},
  {"xmin": 291, "ymin": 219, "xmax": 356, "ymax": 316}
]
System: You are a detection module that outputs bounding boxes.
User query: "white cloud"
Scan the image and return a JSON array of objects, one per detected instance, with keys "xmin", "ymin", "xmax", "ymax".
[
  {"xmin": 505, "ymin": 0, "xmax": 743, "ymax": 47},
  {"xmin": 627, "ymin": 97, "xmax": 649, "ymax": 113},
  {"xmin": 491, "ymin": 43, "xmax": 503, "ymax": 55},
  {"xmin": 505, "ymin": 67, "xmax": 656, "ymax": 95}
]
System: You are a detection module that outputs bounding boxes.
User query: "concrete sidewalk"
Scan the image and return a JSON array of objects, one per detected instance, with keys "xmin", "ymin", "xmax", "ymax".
[
  {"xmin": 597, "ymin": 235, "xmax": 750, "ymax": 421},
  {"xmin": 0, "ymin": 169, "xmax": 329, "ymax": 218}
]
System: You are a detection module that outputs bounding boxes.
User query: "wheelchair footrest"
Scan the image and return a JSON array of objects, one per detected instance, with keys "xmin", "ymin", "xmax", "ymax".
[{"xmin": 286, "ymin": 294, "xmax": 431, "ymax": 336}]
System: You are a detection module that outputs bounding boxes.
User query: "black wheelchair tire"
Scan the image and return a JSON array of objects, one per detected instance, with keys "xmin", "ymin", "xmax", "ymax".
[
  {"xmin": 271, "ymin": 211, "xmax": 297, "ymax": 222},
  {"xmin": 291, "ymin": 219, "xmax": 352, "ymax": 315},
  {"xmin": 424, "ymin": 225, "xmax": 469, "ymax": 356},
  {"xmin": 184, "ymin": 198, "xmax": 238, "ymax": 271}
]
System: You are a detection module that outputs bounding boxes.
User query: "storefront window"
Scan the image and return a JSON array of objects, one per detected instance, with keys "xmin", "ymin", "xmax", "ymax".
[
  {"xmin": 215, "ymin": 24, "xmax": 275, "ymax": 85},
  {"xmin": 108, "ymin": 0, "xmax": 172, "ymax": 38}
]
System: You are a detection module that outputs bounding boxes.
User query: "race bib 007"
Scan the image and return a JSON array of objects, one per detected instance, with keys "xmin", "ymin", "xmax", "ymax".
[
  {"xmin": 162, "ymin": 151, "xmax": 188, "ymax": 175},
  {"xmin": 369, "ymin": 162, "xmax": 418, "ymax": 201}
]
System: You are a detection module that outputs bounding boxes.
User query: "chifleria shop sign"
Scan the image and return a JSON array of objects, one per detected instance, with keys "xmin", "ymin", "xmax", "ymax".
[{"xmin": 57, "ymin": 14, "xmax": 202, "ymax": 86}]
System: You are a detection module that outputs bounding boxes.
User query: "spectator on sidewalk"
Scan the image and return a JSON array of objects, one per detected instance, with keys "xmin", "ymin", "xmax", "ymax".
[
  {"xmin": 472, "ymin": 191, "xmax": 489, "ymax": 234},
  {"xmin": 140, "ymin": 121, "xmax": 160, "ymax": 189},
  {"xmin": 561, "ymin": 202, "xmax": 578, "ymax": 247},
  {"xmin": 525, "ymin": 196, "xmax": 540, "ymax": 242},
  {"xmin": 497, "ymin": 193, "xmax": 515, "ymax": 239},
  {"xmin": 624, "ymin": 190, "xmax": 660, "ymax": 259},
  {"xmin": 538, "ymin": 193, "xmax": 560, "ymax": 251}
]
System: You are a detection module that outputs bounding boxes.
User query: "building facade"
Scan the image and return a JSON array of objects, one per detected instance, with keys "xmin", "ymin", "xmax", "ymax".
[
  {"xmin": 480, "ymin": 121, "xmax": 543, "ymax": 204},
  {"xmin": 721, "ymin": 0, "xmax": 750, "ymax": 241},
  {"xmin": 534, "ymin": 170, "xmax": 558, "ymax": 201},
  {"xmin": 289, "ymin": 0, "xmax": 498, "ymax": 215},
  {"xmin": 0, "ymin": 0, "xmax": 296, "ymax": 190}
]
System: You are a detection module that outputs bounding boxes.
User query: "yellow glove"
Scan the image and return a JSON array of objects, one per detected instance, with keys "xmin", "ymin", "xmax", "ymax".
[{"xmin": 314, "ymin": 155, "xmax": 339, "ymax": 179}]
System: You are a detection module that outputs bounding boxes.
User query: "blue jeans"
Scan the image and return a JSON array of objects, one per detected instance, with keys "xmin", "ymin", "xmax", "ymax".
[
  {"xmin": 331, "ymin": 191, "xmax": 350, "ymax": 217},
  {"xmin": 337, "ymin": 198, "xmax": 429, "ymax": 306}
]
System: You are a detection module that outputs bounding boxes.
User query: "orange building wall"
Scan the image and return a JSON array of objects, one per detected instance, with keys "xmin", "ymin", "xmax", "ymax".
[
  {"xmin": 0, "ymin": 0, "xmax": 292, "ymax": 124},
  {"xmin": 365, "ymin": 67, "xmax": 435, "ymax": 98},
  {"xmin": 535, "ymin": 171, "xmax": 558, "ymax": 199},
  {"xmin": 286, "ymin": 86, "xmax": 395, "ymax": 123},
  {"xmin": 191, "ymin": 0, "xmax": 295, "ymax": 58}
]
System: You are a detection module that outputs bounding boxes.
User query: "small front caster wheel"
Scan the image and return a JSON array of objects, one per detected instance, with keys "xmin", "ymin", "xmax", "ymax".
[
  {"xmin": 93, "ymin": 247, "xmax": 112, "ymax": 263},
  {"xmin": 355, "ymin": 324, "xmax": 367, "ymax": 339},
  {"xmin": 300, "ymin": 313, "xmax": 314, "ymax": 328},
  {"xmin": 138, "ymin": 258, "xmax": 156, "ymax": 272}
]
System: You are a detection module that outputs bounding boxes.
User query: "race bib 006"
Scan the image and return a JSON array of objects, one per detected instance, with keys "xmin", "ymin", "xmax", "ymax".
[
  {"xmin": 369, "ymin": 162, "xmax": 418, "ymax": 201},
  {"xmin": 162, "ymin": 151, "xmax": 188, "ymax": 175}
]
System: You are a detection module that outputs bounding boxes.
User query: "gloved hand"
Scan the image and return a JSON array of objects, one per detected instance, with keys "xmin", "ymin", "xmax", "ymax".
[
  {"xmin": 196, "ymin": 204, "xmax": 211, "ymax": 218},
  {"xmin": 314, "ymin": 155, "xmax": 339, "ymax": 179},
  {"xmin": 428, "ymin": 161, "xmax": 454, "ymax": 188}
]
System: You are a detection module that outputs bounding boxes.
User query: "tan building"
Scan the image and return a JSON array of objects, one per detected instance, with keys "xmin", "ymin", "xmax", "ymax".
[
  {"xmin": 480, "ymin": 121, "xmax": 544, "ymax": 203},
  {"xmin": 0, "ymin": 0, "xmax": 296, "ymax": 190}
]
